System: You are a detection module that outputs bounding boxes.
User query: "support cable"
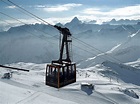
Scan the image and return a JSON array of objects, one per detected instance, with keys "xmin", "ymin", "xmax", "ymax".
[
  {"xmin": 72, "ymin": 36, "xmax": 123, "ymax": 63},
  {"xmin": 7, "ymin": 0, "xmax": 53, "ymax": 26},
  {"xmin": 0, "ymin": 13, "xmax": 55, "ymax": 61},
  {"xmin": 1, "ymin": 0, "xmax": 60, "ymax": 39},
  {"xmin": 1, "ymin": 0, "xmax": 43, "ymax": 23}
]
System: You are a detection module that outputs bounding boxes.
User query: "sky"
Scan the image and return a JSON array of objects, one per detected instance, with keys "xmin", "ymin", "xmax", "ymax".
[{"xmin": 0, "ymin": 0, "xmax": 140, "ymax": 26}]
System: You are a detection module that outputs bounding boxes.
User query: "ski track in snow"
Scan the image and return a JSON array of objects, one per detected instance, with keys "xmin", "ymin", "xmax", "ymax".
[
  {"xmin": 95, "ymin": 91, "xmax": 119, "ymax": 104},
  {"xmin": 15, "ymin": 91, "xmax": 41, "ymax": 104}
]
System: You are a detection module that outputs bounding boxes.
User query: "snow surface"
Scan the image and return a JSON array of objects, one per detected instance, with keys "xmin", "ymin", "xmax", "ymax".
[{"xmin": 0, "ymin": 62, "xmax": 140, "ymax": 104}]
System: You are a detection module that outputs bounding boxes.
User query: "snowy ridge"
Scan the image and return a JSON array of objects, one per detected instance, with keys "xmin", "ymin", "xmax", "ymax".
[
  {"xmin": 109, "ymin": 29, "xmax": 140, "ymax": 62},
  {"xmin": 129, "ymin": 29, "xmax": 140, "ymax": 38},
  {"xmin": 125, "ymin": 59, "xmax": 140, "ymax": 69},
  {"xmin": 78, "ymin": 28, "xmax": 140, "ymax": 68},
  {"xmin": 106, "ymin": 44, "xmax": 121, "ymax": 53}
]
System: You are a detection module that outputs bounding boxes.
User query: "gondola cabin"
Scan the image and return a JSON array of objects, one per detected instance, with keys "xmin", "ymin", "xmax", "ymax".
[
  {"xmin": 45, "ymin": 25, "xmax": 76, "ymax": 88},
  {"xmin": 46, "ymin": 63, "xmax": 76, "ymax": 88}
]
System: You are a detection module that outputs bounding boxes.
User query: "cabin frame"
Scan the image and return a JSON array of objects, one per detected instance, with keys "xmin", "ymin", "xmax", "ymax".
[{"xmin": 45, "ymin": 63, "xmax": 76, "ymax": 88}]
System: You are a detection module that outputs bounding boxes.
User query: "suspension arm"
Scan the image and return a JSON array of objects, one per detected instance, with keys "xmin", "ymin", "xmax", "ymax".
[{"xmin": 0, "ymin": 65, "xmax": 29, "ymax": 72}]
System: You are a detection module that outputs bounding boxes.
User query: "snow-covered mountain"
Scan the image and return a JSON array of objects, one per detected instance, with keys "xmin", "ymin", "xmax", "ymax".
[
  {"xmin": 103, "ymin": 18, "xmax": 140, "ymax": 25},
  {"xmin": 0, "ymin": 17, "xmax": 140, "ymax": 66},
  {"xmin": 109, "ymin": 29, "xmax": 140, "ymax": 62},
  {"xmin": 0, "ymin": 24, "xmax": 59, "ymax": 64},
  {"xmin": 77, "ymin": 28, "xmax": 140, "ymax": 68}
]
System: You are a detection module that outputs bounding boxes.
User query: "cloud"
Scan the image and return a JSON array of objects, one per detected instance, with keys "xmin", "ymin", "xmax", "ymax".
[
  {"xmin": 109, "ymin": 5, "xmax": 140, "ymax": 16},
  {"xmin": 6, "ymin": 5, "xmax": 17, "ymax": 9},
  {"xmin": 34, "ymin": 5, "xmax": 46, "ymax": 8},
  {"xmin": 82, "ymin": 5, "xmax": 140, "ymax": 17},
  {"xmin": 36, "ymin": 3, "xmax": 82, "ymax": 12},
  {"xmin": 83, "ymin": 8, "xmax": 102, "ymax": 15}
]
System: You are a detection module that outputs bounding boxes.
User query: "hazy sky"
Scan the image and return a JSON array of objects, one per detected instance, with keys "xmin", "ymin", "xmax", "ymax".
[{"xmin": 0, "ymin": 0, "xmax": 140, "ymax": 25}]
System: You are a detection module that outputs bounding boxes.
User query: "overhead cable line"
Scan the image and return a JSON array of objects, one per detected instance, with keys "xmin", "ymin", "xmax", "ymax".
[
  {"xmin": 73, "ymin": 44, "xmax": 116, "ymax": 64},
  {"xmin": 1, "ymin": 0, "xmax": 43, "ymax": 23},
  {"xmin": 1, "ymin": 0, "xmax": 59, "ymax": 40},
  {"xmin": 0, "ymin": 12, "xmax": 54, "ymax": 60},
  {"xmin": 1, "ymin": 0, "xmax": 59, "ymax": 39},
  {"xmin": 7, "ymin": 0, "xmax": 53, "ymax": 26},
  {"xmin": 0, "ymin": 11, "xmax": 57, "ymax": 42},
  {"xmin": 72, "ymin": 36, "xmax": 123, "ymax": 63},
  {"xmin": 0, "ymin": 12, "xmax": 56, "ymax": 45},
  {"xmin": 73, "ymin": 44, "xmax": 97, "ymax": 56}
]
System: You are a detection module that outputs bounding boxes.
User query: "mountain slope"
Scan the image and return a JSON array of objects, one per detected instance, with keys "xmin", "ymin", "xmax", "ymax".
[
  {"xmin": 110, "ymin": 29, "xmax": 140, "ymax": 62},
  {"xmin": 78, "ymin": 29, "xmax": 140, "ymax": 68},
  {"xmin": 0, "ymin": 62, "xmax": 140, "ymax": 104}
]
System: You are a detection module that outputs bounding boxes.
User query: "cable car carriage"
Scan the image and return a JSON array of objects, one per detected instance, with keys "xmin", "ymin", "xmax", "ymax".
[{"xmin": 45, "ymin": 25, "xmax": 76, "ymax": 88}]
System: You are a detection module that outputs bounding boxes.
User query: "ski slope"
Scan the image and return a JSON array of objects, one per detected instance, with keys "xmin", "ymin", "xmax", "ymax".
[{"xmin": 0, "ymin": 62, "xmax": 140, "ymax": 104}]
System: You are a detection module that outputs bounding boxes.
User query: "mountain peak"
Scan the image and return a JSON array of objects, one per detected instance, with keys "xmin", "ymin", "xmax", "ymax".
[
  {"xmin": 70, "ymin": 17, "xmax": 81, "ymax": 24},
  {"xmin": 110, "ymin": 18, "xmax": 117, "ymax": 22}
]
